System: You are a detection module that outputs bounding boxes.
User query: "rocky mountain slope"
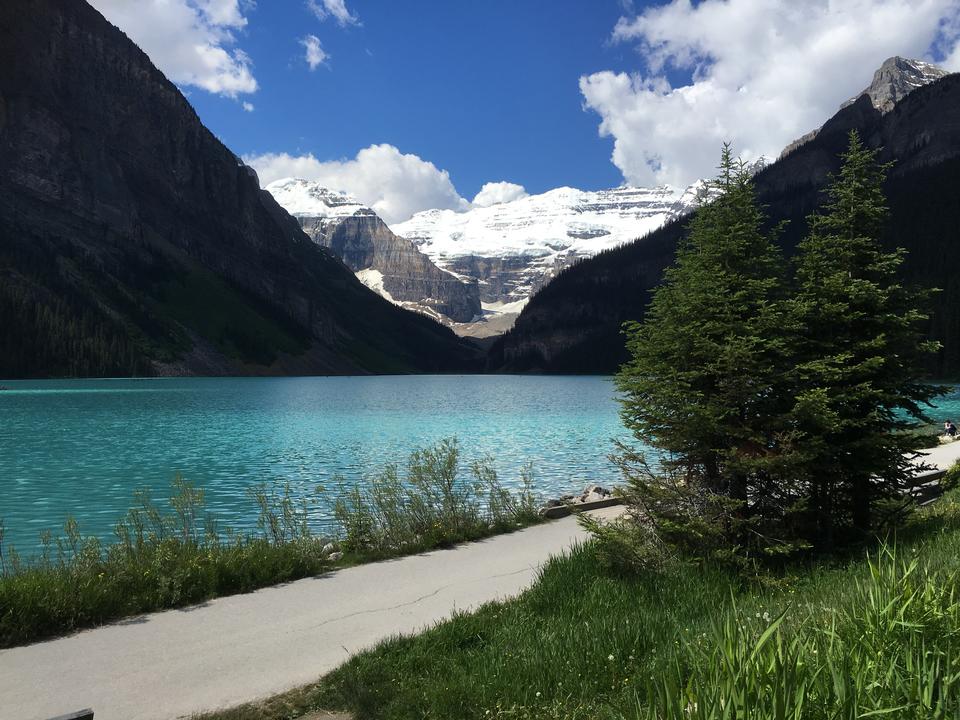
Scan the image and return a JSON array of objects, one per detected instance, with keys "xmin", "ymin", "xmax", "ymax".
[
  {"xmin": 266, "ymin": 178, "xmax": 481, "ymax": 324},
  {"xmin": 390, "ymin": 183, "xmax": 703, "ymax": 332},
  {"xmin": 490, "ymin": 66, "xmax": 960, "ymax": 375},
  {"xmin": 781, "ymin": 56, "xmax": 949, "ymax": 157},
  {"xmin": 0, "ymin": 0, "xmax": 480, "ymax": 378}
]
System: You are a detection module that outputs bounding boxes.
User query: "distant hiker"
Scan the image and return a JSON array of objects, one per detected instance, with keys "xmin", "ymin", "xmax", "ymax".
[{"xmin": 947, "ymin": 420, "xmax": 957, "ymax": 437}]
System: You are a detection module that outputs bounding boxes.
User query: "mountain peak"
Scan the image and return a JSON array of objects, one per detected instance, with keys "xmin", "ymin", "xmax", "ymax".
[
  {"xmin": 841, "ymin": 56, "xmax": 950, "ymax": 114},
  {"xmin": 264, "ymin": 178, "xmax": 372, "ymax": 218},
  {"xmin": 780, "ymin": 56, "xmax": 951, "ymax": 159}
]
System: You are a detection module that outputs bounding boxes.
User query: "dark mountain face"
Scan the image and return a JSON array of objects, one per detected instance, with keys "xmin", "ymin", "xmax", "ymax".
[
  {"xmin": 0, "ymin": 0, "xmax": 480, "ymax": 378},
  {"xmin": 490, "ymin": 75, "xmax": 960, "ymax": 376}
]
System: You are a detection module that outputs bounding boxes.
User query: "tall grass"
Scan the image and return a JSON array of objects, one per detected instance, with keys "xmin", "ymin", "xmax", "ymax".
[
  {"xmin": 0, "ymin": 439, "xmax": 542, "ymax": 648},
  {"xmin": 196, "ymin": 491, "xmax": 960, "ymax": 720},
  {"xmin": 642, "ymin": 546, "xmax": 960, "ymax": 719},
  {"xmin": 334, "ymin": 439, "xmax": 540, "ymax": 559},
  {"xmin": 0, "ymin": 477, "xmax": 328, "ymax": 647}
]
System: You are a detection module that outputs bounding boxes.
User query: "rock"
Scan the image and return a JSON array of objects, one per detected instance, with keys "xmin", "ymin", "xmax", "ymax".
[
  {"xmin": 328, "ymin": 551, "xmax": 343, "ymax": 562},
  {"xmin": 322, "ymin": 542, "xmax": 335, "ymax": 555},
  {"xmin": 267, "ymin": 179, "xmax": 482, "ymax": 324},
  {"xmin": 782, "ymin": 57, "xmax": 949, "ymax": 159},
  {"xmin": 582, "ymin": 484, "xmax": 611, "ymax": 497},
  {"xmin": 543, "ymin": 499, "xmax": 564, "ymax": 508}
]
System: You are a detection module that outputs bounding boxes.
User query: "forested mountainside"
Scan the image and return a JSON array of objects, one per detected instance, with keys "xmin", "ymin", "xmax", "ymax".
[
  {"xmin": 490, "ymin": 74, "xmax": 960, "ymax": 376},
  {"xmin": 0, "ymin": 0, "xmax": 480, "ymax": 379}
]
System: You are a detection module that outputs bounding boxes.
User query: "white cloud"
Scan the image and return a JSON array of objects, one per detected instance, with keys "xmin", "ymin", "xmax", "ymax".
[
  {"xmin": 306, "ymin": 0, "xmax": 360, "ymax": 27},
  {"xmin": 581, "ymin": 0, "xmax": 960, "ymax": 188},
  {"xmin": 301, "ymin": 35, "xmax": 329, "ymax": 70},
  {"xmin": 472, "ymin": 182, "xmax": 529, "ymax": 207},
  {"xmin": 245, "ymin": 144, "xmax": 470, "ymax": 223},
  {"xmin": 89, "ymin": 0, "xmax": 257, "ymax": 97},
  {"xmin": 242, "ymin": 101, "xmax": 255, "ymax": 112}
]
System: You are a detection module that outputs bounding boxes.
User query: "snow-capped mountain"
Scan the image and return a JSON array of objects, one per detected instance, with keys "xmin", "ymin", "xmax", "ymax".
[
  {"xmin": 390, "ymin": 184, "xmax": 703, "ymax": 324},
  {"xmin": 265, "ymin": 178, "xmax": 375, "ymax": 243},
  {"xmin": 266, "ymin": 178, "xmax": 481, "ymax": 323}
]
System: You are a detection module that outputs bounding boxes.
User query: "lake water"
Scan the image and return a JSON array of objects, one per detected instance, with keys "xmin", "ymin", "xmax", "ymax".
[
  {"xmin": 0, "ymin": 376, "xmax": 631, "ymax": 551},
  {"xmin": 4, "ymin": 375, "xmax": 959, "ymax": 553}
]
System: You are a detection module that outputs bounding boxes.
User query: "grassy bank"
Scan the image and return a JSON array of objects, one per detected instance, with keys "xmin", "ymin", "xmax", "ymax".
[
  {"xmin": 0, "ymin": 440, "xmax": 540, "ymax": 648},
  {"xmin": 197, "ymin": 490, "xmax": 960, "ymax": 720}
]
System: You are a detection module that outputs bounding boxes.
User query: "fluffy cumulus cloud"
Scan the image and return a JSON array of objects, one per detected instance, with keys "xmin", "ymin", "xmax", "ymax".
[
  {"xmin": 245, "ymin": 144, "xmax": 470, "ymax": 223},
  {"xmin": 581, "ymin": 0, "xmax": 960, "ymax": 188},
  {"xmin": 301, "ymin": 35, "xmax": 329, "ymax": 70},
  {"xmin": 472, "ymin": 181, "xmax": 529, "ymax": 207},
  {"xmin": 306, "ymin": 0, "xmax": 360, "ymax": 27},
  {"xmin": 89, "ymin": 0, "xmax": 257, "ymax": 98}
]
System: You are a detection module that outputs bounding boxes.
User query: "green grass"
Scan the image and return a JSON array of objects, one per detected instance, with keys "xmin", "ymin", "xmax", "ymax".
[
  {"xmin": 0, "ymin": 440, "xmax": 540, "ymax": 649},
  {"xmin": 195, "ymin": 491, "xmax": 960, "ymax": 720},
  {"xmin": 0, "ymin": 478, "xmax": 332, "ymax": 648}
]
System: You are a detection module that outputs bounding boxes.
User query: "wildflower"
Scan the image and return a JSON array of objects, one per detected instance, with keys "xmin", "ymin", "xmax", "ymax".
[
  {"xmin": 535, "ymin": 691, "xmax": 541, "ymax": 698},
  {"xmin": 608, "ymin": 654, "xmax": 615, "ymax": 661}
]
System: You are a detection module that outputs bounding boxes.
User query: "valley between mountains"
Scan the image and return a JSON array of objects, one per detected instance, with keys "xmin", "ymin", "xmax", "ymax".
[{"xmin": 1, "ymin": 0, "xmax": 957, "ymax": 379}]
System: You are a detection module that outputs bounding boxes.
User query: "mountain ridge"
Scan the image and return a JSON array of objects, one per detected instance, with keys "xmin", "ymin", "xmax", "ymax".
[
  {"xmin": 389, "ymin": 183, "xmax": 703, "ymax": 332},
  {"xmin": 489, "ymin": 71, "xmax": 960, "ymax": 375},
  {"xmin": 266, "ymin": 178, "xmax": 482, "ymax": 324},
  {"xmin": 780, "ymin": 56, "xmax": 951, "ymax": 158},
  {"xmin": 0, "ymin": 0, "xmax": 480, "ymax": 378}
]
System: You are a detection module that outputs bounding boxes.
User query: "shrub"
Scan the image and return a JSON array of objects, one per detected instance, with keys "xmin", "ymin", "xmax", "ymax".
[{"xmin": 333, "ymin": 438, "xmax": 540, "ymax": 559}]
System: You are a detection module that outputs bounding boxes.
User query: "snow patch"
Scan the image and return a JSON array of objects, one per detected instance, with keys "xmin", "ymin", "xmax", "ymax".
[{"xmin": 356, "ymin": 268, "xmax": 395, "ymax": 302}]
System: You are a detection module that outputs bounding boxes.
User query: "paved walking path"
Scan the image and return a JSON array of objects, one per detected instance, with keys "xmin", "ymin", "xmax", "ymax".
[
  {"xmin": 5, "ymin": 442, "xmax": 960, "ymax": 720},
  {"xmin": 913, "ymin": 436, "xmax": 960, "ymax": 473},
  {"xmin": 0, "ymin": 507, "xmax": 622, "ymax": 720}
]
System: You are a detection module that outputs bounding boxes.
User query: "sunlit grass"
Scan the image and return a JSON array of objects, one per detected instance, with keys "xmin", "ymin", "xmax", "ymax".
[{"xmin": 197, "ymin": 491, "xmax": 960, "ymax": 720}]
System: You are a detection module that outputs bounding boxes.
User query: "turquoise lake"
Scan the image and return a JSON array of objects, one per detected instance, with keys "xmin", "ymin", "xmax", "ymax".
[
  {"xmin": 3, "ymin": 375, "xmax": 959, "ymax": 553},
  {"xmin": 0, "ymin": 376, "xmax": 632, "ymax": 551}
]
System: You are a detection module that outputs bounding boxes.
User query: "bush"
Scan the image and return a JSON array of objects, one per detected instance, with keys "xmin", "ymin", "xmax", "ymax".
[{"xmin": 333, "ymin": 438, "xmax": 540, "ymax": 559}]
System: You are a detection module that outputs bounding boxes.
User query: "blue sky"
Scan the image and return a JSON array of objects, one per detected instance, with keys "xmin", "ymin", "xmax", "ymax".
[
  {"xmin": 92, "ymin": 0, "xmax": 960, "ymax": 223},
  {"xmin": 187, "ymin": 1, "xmax": 646, "ymax": 198}
]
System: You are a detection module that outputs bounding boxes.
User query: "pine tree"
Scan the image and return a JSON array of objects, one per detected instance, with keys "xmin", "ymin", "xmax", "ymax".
[
  {"xmin": 790, "ymin": 130, "xmax": 942, "ymax": 548},
  {"xmin": 614, "ymin": 147, "xmax": 800, "ymax": 562}
]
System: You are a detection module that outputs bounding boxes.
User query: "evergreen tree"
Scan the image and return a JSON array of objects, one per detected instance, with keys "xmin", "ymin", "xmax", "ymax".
[
  {"xmin": 789, "ymin": 130, "xmax": 942, "ymax": 548},
  {"xmin": 614, "ymin": 147, "xmax": 800, "ymax": 562}
]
